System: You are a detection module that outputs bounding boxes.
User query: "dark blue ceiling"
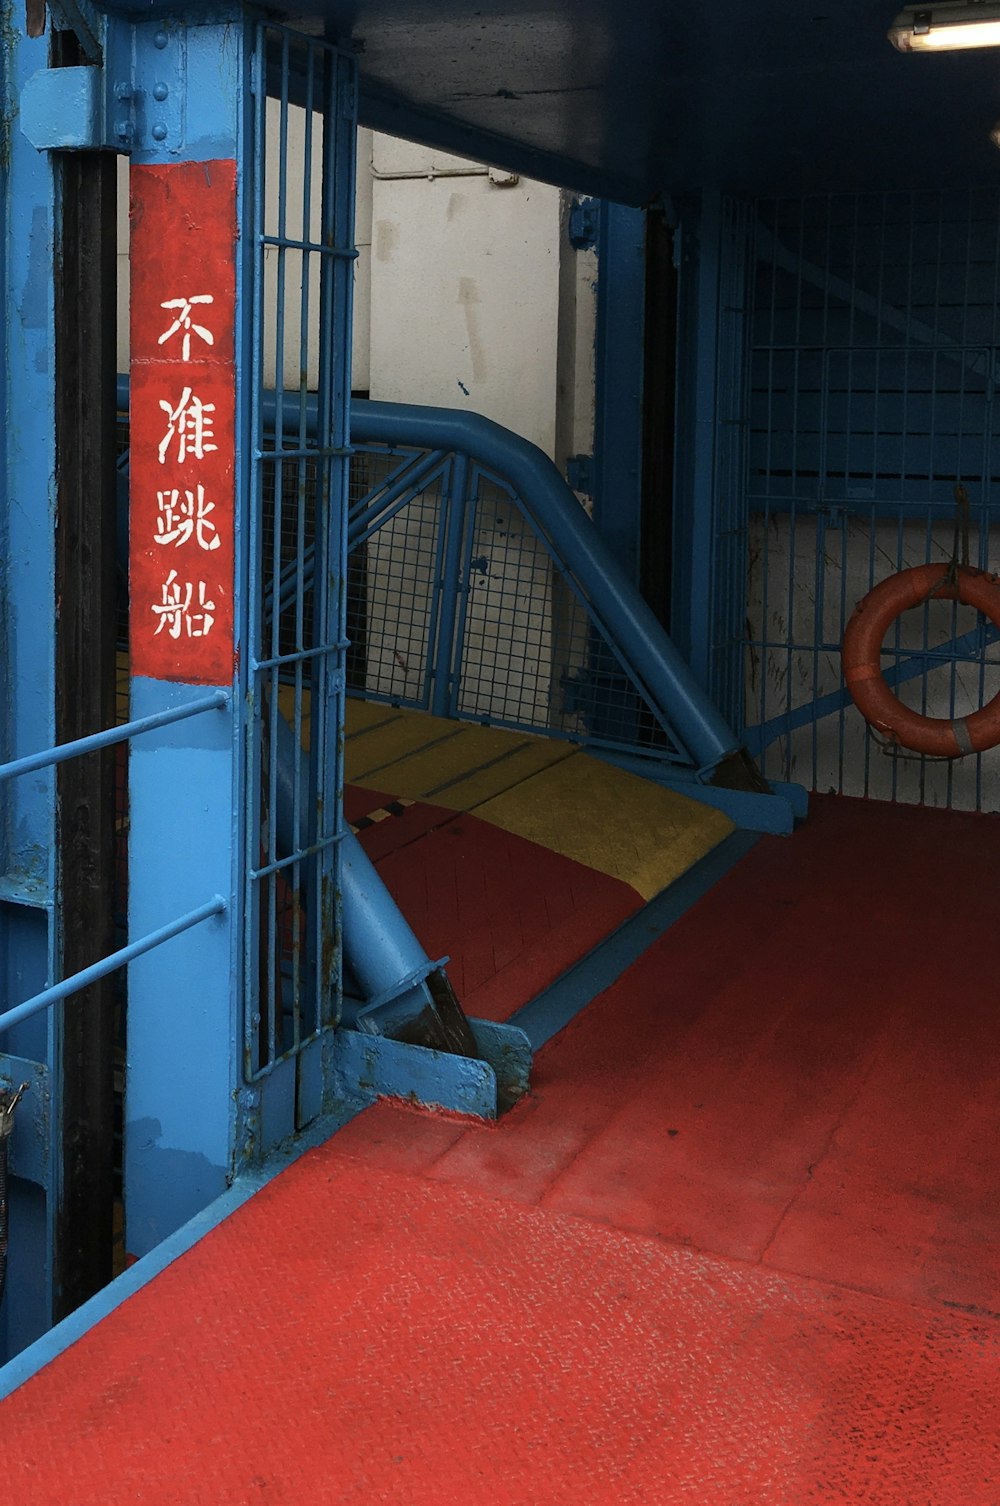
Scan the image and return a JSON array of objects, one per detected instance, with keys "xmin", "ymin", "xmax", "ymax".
[
  {"xmin": 321, "ymin": 0, "xmax": 1000, "ymax": 200},
  {"xmin": 117, "ymin": 1, "xmax": 1000, "ymax": 200}
]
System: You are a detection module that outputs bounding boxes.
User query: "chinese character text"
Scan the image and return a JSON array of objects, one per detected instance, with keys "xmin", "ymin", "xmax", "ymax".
[
  {"xmin": 158, "ymin": 295, "xmax": 215, "ymax": 362},
  {"xmin": 158, "ymin": 388, "xmax": 217, "ymax": 465},
  {"xmin": 151, "ymin": 570, "xmax": 217, "ymax": 639},
  {"xmin": 153, "ymin": 485, "xmax": 221, "ymax": 552}
]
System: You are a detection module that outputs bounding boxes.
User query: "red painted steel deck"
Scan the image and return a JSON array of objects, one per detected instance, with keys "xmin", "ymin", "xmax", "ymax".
[
  {"xmin": 5, "ymin": 795, "xmax": 1000, "ymax": 1501},
  {"xmin": 345, "ymin": 782, "xmax": 643, "ymax": 1018}
]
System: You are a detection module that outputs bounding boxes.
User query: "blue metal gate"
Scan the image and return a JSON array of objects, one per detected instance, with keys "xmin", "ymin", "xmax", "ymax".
[{"xmin": 244, "ymin": 23, "xmax": 356, "ymax": 1143}]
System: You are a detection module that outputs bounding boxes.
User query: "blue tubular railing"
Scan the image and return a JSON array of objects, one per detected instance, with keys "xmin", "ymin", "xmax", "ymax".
[
  {"xmin": 0, "ymin": 694, "xmax": 229, "ymax": 1031},
  {"xmin": 0, "ymin": 693, "xmax": 228, "ymax": 783},
  {"xmin": 351, "ymin": 401, "xmax": 739, "ymax": 773},
  {"xmin": 115, "ymin": 377, "xmax": 741, "ymax": 776},
  {"xmin": 0, "ymin": 898, "xmax": 226, "ymax": 1035}
]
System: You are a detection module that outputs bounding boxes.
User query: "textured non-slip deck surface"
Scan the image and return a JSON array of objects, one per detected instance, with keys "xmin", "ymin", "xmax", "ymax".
[
  {"xmin": 5, "ymin": 795, "xmax": 1000, "ymax": 1503},
  {"xmin": 5, "ymin": 1156, "xmax": 1000, "ymax": 1506},
  {"xmin": 344, "ymin": 702, "xmax": 734, "ymax": 901},
  {"xmin": 336, "ymin": 796, "xmax": 1000, "ymax": 1316},
  {"xmin": 343, "ymin": 702, "xmax": 733, "ymax": 1018}
]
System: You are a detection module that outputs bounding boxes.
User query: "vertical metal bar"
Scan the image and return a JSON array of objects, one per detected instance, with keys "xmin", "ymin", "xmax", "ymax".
[
  {"xmin": 673, "ymin": 192, "xmax": 722, "ymax": 687},
  {"xmin": 640, "ymin": 203, "xmax": 678, "ymax": 631},
  {"xmin": 0, "ymin": 15, "xmax": 59, "ymax": 1365},
  {"xmin": 245, "ymin": 22, "xmax": 267, "ymax": 1078},
  {"xmin": 756, "ymin": 204, "xmax": 773, "ymax": 771},
  {"xmin": 431, "ymin": 454, "xmax": 469, "ymax": 718},
  {"xmin": 592, "ymin": 202, "xmax": 646, "ymax": 584},
  {"xmin": 124, "ymin": 16, "xmax": 248, "ymax": 1257},
  {"xmin": 52, "ymin": 131, "xmax": 118, "ymax": 1320},
  {"xmin": 418, "ymin": 459, "xmax": 451, "ymax": 711}
]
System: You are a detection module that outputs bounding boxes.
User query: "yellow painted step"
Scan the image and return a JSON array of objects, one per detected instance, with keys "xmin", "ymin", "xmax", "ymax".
[{"xmin": 474, "ymin": 753, "xmax": 734, "ymax": 902}]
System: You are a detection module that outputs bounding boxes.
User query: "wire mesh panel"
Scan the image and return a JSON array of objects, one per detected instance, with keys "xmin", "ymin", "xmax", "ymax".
[
  {"xmin": 346, "ymin": 448, "xmax": 691, "ymax": 765},
  {"xmin": 743, "ymin": 189, "xmax": 1000, "ymax": 811},
  {"xmin": 245, "ymin": 26, "xmax": 355, "ymax": 1090},
  {"xmin": 455, "ymin": 470, "xmax": 556, "ymax": 727},
  {"xmin": 346, "ymin": 444, "xmax": 448, "ymax": 707}
]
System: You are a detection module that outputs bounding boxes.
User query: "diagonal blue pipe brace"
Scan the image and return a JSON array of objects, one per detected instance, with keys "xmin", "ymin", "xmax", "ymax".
[
  {"xmin": 350, "ymin": 401, "xmax": 739, "ymax": 772},
  {"xmin": 271, "ymin": 704, "xmax": 447, "ymax": 1036}
]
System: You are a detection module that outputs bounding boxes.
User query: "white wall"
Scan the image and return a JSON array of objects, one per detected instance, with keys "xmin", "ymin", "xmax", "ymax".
[{"xmin": 366, "ymin": 136, "xmax": 564, "ymax": 456}]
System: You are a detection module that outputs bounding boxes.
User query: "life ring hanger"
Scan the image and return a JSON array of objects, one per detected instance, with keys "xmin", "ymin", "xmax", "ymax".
[{"xmin": 841, "ymin": 563, "xmax": 1000, "ymax": 758}]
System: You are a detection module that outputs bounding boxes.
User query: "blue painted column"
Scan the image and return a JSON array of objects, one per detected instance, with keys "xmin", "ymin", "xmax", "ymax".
[
  {"xmin": 0, "ymin": 20, "xmax": 60, "ymax": 1364},
  {"xmin": 592, "ymin": 201, "xmax": 647, "ymax": 585},
  {"xmin": 124, "ymin": 17, "xmax": 251, "ymax": 1258},
  {"xmin": 672, "ymin": 192, "xmax": 723, "ymax": 690}
]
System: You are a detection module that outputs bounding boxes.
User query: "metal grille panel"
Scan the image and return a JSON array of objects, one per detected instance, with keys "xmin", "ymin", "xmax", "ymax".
[
  {"xmin": 742, "ymin": 189, "xmax": 1000, "ymax": 810},
  {"xmin": 245, "ymin": 26, "xmax": 355, "ymax": 1087},
  {"xmin": 346, "ymin": 456, "xmax": 689, "ymax": 764}
]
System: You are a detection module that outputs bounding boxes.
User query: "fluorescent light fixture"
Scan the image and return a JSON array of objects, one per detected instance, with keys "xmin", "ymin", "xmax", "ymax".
[{"xmin": 889, "ymin": 2, "xmax": 1000, "ymax": 50}]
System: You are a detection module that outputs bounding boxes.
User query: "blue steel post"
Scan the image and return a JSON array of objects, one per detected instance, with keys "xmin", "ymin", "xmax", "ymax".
[
  {"xmin": 592, "ymin": 202, "xmax": 646, "ymax": 584},
  {"xmin": 672, "ymin": 192, "xmax": 722, "ymax": 690},
  {"xmin": 123, "ymin": 18, "xmax": 250, "ymax": 1258},
  {"xmin": 0, "ymin": 19, "xmax": 60, "ymax": 1363},
  {"xmin": 431, "ymin": 455, "xmax": 469, "ymax": 718}
]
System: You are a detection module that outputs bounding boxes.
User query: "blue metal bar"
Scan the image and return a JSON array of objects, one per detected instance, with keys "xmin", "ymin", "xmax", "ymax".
[
  {"xmin": 272, "ymin": 703, "xmax": 434, "ymax": 1015},
  {"xmin": 673, "ymin": 192, "xmax": 722, "ymax": 692},
  {"xmin": 265, "ymin": 448, "xmax": 448, "ymax": 618},
  {"xmin": 0, "ymin": 898, "xmax": 226, "ymax": 1036},
  {"xmin": 0, "ymin": 693, "xmax": 229, "ymax": 784},
  {"xmin": 348, "ymin": 450, "xmax": 449, "ymax": 544},
  {"xmin": 431, "ymin": 454, "xmax": 468, "ymax": 718},
  {"xmin": 259, "ymin": 234, "xmax": 352, "ymax": 255},
  {"xmin": 592, "ymin": 202, "xmax": 646, "ymax": 583},
  {"xmin": 746, "ymin": 621, "xmax": 1000, "ymax": 756}
]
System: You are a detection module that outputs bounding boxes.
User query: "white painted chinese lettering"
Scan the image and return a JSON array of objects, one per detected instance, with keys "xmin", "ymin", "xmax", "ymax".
[
  {"xmin": 153, "ymin": 485, "xmax": 221, "ymax": 551},
  {"xmin": 158, "ymin": 295, "xmax": 215, "ymax": 362},
  {"xmin": 151, "ymin": 570, "xmax": 216, "ymax": 639},
  {"xmin": 157, "ymin": 388, "xmax": 217, "ymax": 465}
]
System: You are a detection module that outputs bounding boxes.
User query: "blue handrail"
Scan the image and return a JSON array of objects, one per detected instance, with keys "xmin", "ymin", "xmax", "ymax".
[
  {"xmin": 350, "ymin": 400, "xmax": 738, "ymax": 771},
  {"xmin": 115, "ymin": 377, "xmax": 741, "ymax": 774}
]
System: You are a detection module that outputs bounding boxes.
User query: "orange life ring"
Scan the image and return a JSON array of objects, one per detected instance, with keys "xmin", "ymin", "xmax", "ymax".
[{"xmin": 841, "ymin": 563, "xmax": 1000, "ymax": 757}]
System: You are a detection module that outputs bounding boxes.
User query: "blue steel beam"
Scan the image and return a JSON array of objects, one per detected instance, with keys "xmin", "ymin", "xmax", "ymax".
[
  {"xmin": 592, "ymin": 201, "xmax": 646, "ymax": 586},
  {"xmin": 273, "ymin": 706, "xmax": 440, "ymax": 1032},
  {"xmin": 1, "ymin": 18, "xmax": 61, "ymax": 1364},
  {"xmin": 123, "ymin": 15, "xmax": 253, "ymax": 1261},
  {"xmin": 116, "ymin": 379, "xmax": 743, "ymax": 772},
  {"xmin": 671, "ymin": 191, "xmax": 722, "ymax": 691},
  {"xmin": 744, "ymin": 622, "xmax": 1000, "ymax": 758}
]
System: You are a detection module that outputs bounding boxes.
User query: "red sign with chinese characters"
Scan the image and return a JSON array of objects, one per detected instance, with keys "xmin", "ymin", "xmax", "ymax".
[{"xmin": 130, "ymin": 160, "xmax": 237, "ymax": 685}]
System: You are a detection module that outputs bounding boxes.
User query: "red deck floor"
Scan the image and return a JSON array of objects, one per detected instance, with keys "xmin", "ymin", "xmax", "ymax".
[
  {"xmin": 344, "ymin": 781, "xmax": 644, "ymax": 1017},
  {"xmin": 4, "ymin": 795, "xmax": 1000, "ymax": 1501}
]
